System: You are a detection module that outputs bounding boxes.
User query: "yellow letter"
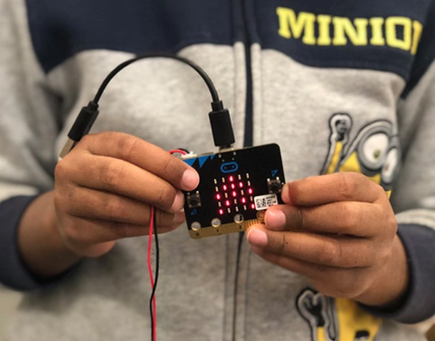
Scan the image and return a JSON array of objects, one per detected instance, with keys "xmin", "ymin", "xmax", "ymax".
[
  {"xmin": 276, "ymin": 7, "xmax": 316, "ymax": 45},
  {"xmin": 386, "ymin": 17, "xmax": 412, "ymax": 51},
  {"xmin": 333, "ymin": 17, "xmax": 368, "ymax": 46},
  {"xmin": 411, "ymin": 20, "xmax": 423, "ymax": 55},
  {"xmin": 370, "ymin": 18, "xmax": 385, "ymax": 46},
  {"xmin": 318, "ymin": 15, "xmax": 332, "ymax": 45}
]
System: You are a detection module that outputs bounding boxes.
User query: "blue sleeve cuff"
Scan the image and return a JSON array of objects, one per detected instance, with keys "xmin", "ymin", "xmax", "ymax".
[
  {"xmin": 0, "ymin": 195, "xmax": 46, "ymax": 290},
  {"xmin": 365, "ymin": 223, "xmax": 435, "ymax": 324}
]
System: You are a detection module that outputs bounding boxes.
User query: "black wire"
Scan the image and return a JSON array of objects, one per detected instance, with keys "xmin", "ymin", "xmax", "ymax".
[
  {"xmin": 93, "ymin": 53, "xmax": 220, "ymax": 104},
  {"xmin": 232, "ymin": 232, "xmax": 245, "ymax": 341},
  {"xmin": 176, "ymin": 147, "xmax": 190, "ymax": 154},
  {"xmin": 149, "ymin": 210, "xmax": 160, "ymax": 341}
]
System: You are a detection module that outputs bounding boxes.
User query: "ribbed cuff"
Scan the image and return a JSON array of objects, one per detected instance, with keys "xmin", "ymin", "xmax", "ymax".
[
  {"xmin": 364, "ymin": 223, "xmax": 435, "ymax": 324},
  {"xmin": 0, "ymin": 195, "xmax": 45, "ymax": 290}
]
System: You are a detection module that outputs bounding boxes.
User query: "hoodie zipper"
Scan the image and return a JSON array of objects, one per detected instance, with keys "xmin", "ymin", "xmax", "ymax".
[{"xmin": 232, "ymin": 2, "xmax": 254, "ymax": 340}]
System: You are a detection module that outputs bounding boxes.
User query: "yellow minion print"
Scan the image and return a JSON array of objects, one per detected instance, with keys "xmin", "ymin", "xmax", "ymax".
[
  {"xmin": 321, "ymin": 113, "xmax": 401, "ymax": 193},
  {"xmin": 297, "ymin": 288, "xmax": 382, "ymax": 341}
]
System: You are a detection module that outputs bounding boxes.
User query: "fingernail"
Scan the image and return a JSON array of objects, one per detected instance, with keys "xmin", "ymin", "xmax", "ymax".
[
  {"xmin": 281, "ymin": 184, "xmax": 291, "ymax": 204},
  {"xmin": 247, "ymin": 228, "xmax": 268, "ymax": 247},
  {"xmin": 181, "ymin": 169, "xmax": 199, "ymax": 190},
  {"xmin": 265, "ymin": 209, "xmax": 286, "ymax": 230},
  {"xmin": 171, "ymin": 191, "xmax": 185, "ymax": 211}
]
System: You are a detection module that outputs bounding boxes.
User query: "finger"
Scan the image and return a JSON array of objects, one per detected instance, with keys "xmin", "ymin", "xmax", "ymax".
[
  {"xmin": 76, "ymin": 132, "xmax": 199, "ymax": 191},
  {"xmin": 250, "ymin": 245, "xmax": 369, "ymax": 298},
  {"xmin": 250, "ymin": 244, "xmax": 343, "ymax": 279},
  {"xmin": 60, "ymin": 153, "xmax": 184, "ymax": 212},
  {"xmin": 282, "ymin": 172, "xmax": 384, "ymax": 206},
  {"xmin": 61, "ymin": 214, "xmax": 181, "ymax": 250},
  {"xmin": 265, "ymin": 202, "xmax": 383, "ymax": 237},
  {"xmin": 58, "ymin": 185, "xmax": 185, "ymax": 226},
  {"xmin": 246, "ymin": 227, "xmax": 374, "ymax": 268}
]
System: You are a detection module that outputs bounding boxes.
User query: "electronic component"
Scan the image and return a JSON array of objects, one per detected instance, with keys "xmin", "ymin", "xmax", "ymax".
[
  {"xmin": 186, "ymin": 191, "xmax": 202, "ymax": 209},
  {"xmin": 182, "ymin": 144, "xmax": 285, "ymax": 239},
  {"xmin": 267, "ymin": 178, "xmax": 283, "ymax": 194}
]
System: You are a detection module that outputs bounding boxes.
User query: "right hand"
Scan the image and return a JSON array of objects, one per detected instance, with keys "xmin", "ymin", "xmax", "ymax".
[{"xmin": 54, "ymin": 132, "xmax": 199, "ymax": 258}]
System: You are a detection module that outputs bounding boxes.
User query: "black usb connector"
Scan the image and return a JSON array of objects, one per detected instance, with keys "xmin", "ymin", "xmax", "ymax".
[
  {"xmin": 59, "ymin": 101, "xmax": 99, "ymax": 158},
  {"xmin": 209, "ymin": 100, "xmax": 235, "ymax": 150}
]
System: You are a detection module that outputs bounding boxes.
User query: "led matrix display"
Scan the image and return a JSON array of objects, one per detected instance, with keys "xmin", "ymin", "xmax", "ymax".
[
  {"xmin": 215, "ymin": 173, "xmax": 255, "ymax": 216},
  {"xmin": 182, "ymin": 144, "xmax": 285, "ymax": 239}
]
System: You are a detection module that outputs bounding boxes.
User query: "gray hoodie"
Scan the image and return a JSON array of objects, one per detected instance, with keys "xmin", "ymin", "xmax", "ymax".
[{"xmin": 1, "ymin": 0, "xmax": 434, "ymax": 340}]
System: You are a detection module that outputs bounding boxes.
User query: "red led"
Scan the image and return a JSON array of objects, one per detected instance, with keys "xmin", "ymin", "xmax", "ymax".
[
  {"xmin": 239, "ymin": 182, "xmax": 244, "ymax": 188},
  {"xmin": 231, "ymin": 184, "xmax": 236, "ymax": 189},
  {"xmin": 223, "ymin": 185, "xmax": 228, "ymax": 191},
  {"xmin": 216, "ymin": 194, "xmax": 221, "ymax": 200},
  {"xmin": 248, "ymin": 188, "xmax": 253, "ymax": 194},
  {"xmin": 225, "ymin": 200, "xmax": 231, "ymax": 206},
  {"xmin": 251, "ymin": 203, "xmax": 255, "ymax": 209},
  {"xmin": 241, "ymin": 197, "xmax": 247, "ymax": 204},
  {"xmin": 229, "ymin": 176, "xmax": 234, "ymax": 182},
  {"xmin": 219, "ymin": 209, "xmax": 224, "ymax": 215},
  {"xmin": 232, "ymin": 191, "xmax": 237, "ymax": 197}
]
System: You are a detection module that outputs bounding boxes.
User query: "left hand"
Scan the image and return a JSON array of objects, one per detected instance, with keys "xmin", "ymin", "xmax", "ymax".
[{"xmin": 246, "ymin": 172, "xmax": 408, "ymax": 307}]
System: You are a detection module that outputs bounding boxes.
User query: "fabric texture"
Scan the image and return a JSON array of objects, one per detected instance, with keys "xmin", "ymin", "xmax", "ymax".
[
  {"xmin": 389, "ymin": 224, "xmax": 435, "ymax": 324},
  {"xmin": 0, "ymin": 196, "xmax": 40, "ymax": 290},
  {"xmin": 1, "ymin": 0, "xmax": 434, "ymax": 340}
]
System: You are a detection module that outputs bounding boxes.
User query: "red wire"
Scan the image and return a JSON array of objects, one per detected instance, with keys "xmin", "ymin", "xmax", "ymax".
[
  {"xmin": 147, "ymin": 206, "xmax": 157, "ymax": 341},
  {"xmin": 169, "ymin": 149, "xmax": 188, "ymax": 155},
  {"xmin": 147, "ymin": 149, "xmax": 188, "ymax": 341}
]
